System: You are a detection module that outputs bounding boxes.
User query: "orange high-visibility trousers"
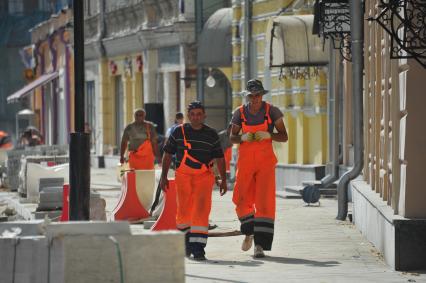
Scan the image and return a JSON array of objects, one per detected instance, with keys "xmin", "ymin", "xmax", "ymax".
[
  {"xmin": 175, "ymin": 170, "xmax": 214, "ymax": 233},
  {"xmin": 232, "ymin": 102, "xmax": 278, "ymax": 250},
  {"xmin": 233, "ymin": 144, "xmax": 277, "ymax": 250},
  {"xmin": 128, "ymin": 140, "xmax": 155, "ymax": 170},
  {"xmin": 175, "ymin": 125, "xmax": 215, "ymax": 257}
]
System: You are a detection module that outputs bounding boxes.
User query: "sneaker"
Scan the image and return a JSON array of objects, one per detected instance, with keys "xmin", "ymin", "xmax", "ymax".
[
  {"xmin": 254, "ymin": 245, "xmax": 265, "ymax": 258},
  {"xmin": 241, "ymin": 235, "xmax": 254, "ymax": 251},
  {"xmin": 193, "ymin": 254, "xmax": 207, "ymax": 261}
]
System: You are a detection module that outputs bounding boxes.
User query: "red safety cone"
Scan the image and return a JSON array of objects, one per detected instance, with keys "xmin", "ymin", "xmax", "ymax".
[
  {"xmin": 112, "ymin": 171, "xmax": 150, "ymax": 221},
  {"xmin": 151, "ymin": 179, "xmax": 177, "ymax": 231}
]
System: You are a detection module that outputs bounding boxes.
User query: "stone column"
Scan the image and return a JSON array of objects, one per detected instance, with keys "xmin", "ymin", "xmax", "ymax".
[{"xmin": 142, "ymin": 49, "xmax": 158, "ymax": 103}]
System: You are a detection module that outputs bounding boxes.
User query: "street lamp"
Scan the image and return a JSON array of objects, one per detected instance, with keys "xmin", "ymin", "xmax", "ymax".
[{"xmin": 69, "ymin": 0, "xmax": 91, "ymax": 220}]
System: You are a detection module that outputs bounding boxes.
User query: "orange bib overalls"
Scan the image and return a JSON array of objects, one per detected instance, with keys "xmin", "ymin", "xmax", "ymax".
[
  {"xmin": 175, "ymin": 125, "xmax": 215, "ymax": 256},
  {"xmin": 232, "ymin": 102, "xmax": 278, "ymax": 251},
  {"xmin": 128, "ymin": 124, "xmax": 155, "ymax": 170}
]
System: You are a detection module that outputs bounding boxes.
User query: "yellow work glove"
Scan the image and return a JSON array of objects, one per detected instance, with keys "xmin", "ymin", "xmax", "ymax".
[
  {"xmin": 254, "ymin": 131, "xmax": 271, "ymax": 141},
  {"xmin": 241, "ymin": 132, "xmax": 255, "ymax": 142}
]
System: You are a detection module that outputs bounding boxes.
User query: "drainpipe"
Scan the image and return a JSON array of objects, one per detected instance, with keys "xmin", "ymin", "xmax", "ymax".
[
  {"xmin": 243, "ymin": 0, "xmax": 252, "ymax": 83},
  {"xmin": 320, "ymin": 41, "xmax": 340, "ymax": 187},
  {"xmin": 336, "ymin": 0, "xmax": 364, "ymax": 221},
  {"xmin": 48, "ymin": 35, "xmax": 58, "ymax": 144},
  {"xmin": 59, "ymin": 29, "xmax": 71, "ymax": 142},
  {"xmin": 98, "ymin": 0, "xmax": 106, "ymax": 57},
  {"xmin": 195, "ymin": 0, "xmax": 204, "ymax": 102}
]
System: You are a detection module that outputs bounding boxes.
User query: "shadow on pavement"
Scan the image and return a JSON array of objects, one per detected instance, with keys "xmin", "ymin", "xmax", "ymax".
[
  {"xmin": 201, "ymin": 259, "xmax": 264, "ymax": 267},
  {"xmin": 186, "ymin": 274, "xmax": 248, "ymax": 283},
  {"xmin": 258, "ymin": 256, "xmax": 340, "ymax": 267}
]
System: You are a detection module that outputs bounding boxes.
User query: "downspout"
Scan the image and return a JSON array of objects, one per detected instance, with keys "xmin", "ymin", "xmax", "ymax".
[
  {"xmin": 59, "ymin": 29, "xmax": 71, "ymax": 142},
  {"xmin": 243, "ymin": 0, "xmax": 252, "ymax": 83},
  {"xmin": 320, "ymin": 40, "xmax": 340, "ymax": 187},
  {"xmin": 336, "ymin": 0, "xmax": 364, "ymax": 220},
  {"xmin": 48, "ymin": 34, "xmax": 58, "ymax": 145},
  {"xmin": 195, "ymin": 0, "xmax": 204, "ymax": 102},
  {"xmin": 98, "ymin": 0, "xmax": 106, "ymax": 57}
]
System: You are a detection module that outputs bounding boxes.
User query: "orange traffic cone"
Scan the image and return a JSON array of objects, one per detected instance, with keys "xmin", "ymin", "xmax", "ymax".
[
  {"xmin": 151, "ymin": 179, "xmax": 177, "ymax": 231},
  {"xmin": 112, "ymin": 171, "xmax": 150, "ymax": 221}
]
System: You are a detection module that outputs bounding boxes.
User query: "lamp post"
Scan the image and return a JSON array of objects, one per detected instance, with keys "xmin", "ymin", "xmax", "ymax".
[{"xmin": 69, "ymin": 0, "xmax": 90, "ymax": 220}]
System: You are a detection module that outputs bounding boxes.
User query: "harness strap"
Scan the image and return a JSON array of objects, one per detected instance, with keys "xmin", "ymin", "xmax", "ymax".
[
  {"xmin": 240, "ymin": 102, "xmax": 272, "ymax": 126},
  {"xmin": 180, "ymin": 125, "xmax": 191, "ymax": 149}
]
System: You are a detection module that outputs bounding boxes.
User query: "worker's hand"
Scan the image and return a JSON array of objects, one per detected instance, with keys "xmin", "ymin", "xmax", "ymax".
[
  {"xmin": 254, "ymin": 131, "xmax": 271, "ymax": 141},
  {"xmin": 120, "ymin": 156, "xmax": 125, "ymax": 164},
  {"xmin": 219, "ymin": 179, "xmax": 227, "ymax": 196},
  {"xmin": 159, "ymin": 176, "xmax": 169, "ymax": 191},
  {"xmin": 241, "ymin": 132, "xmax": 255, "ymax": 142},
  {"xmin": 215, "ymin": 175, "xmax": 221, "ymax": 187}
]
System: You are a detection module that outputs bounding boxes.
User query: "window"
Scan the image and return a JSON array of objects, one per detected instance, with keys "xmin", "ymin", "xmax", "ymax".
[{"xmin": 8, "ymin": 0, "xmax": 23, "ymax": 14}]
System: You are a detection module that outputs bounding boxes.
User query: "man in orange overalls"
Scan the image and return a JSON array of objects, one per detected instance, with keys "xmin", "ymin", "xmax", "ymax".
[
  {"xmin": 230, "ymin": 79, "xmax": 288, "ymax": 258},
  {"xmin": 159, "ymin": 101, "xmax": 228, "ymax": 261},
  {"xmin": 120, "ymin": 108, "xmax": 160, "ymax": 170}
]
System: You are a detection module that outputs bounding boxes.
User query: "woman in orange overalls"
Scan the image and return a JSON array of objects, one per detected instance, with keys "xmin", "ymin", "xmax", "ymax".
[
  {"xmin": 120, "ymin": 109, "xmax": 160, "ymax": 170},
  {"xmin": 230, "ymin": 79, "xmax": 288, "ymax": 258},
  {"xmin": 159, "ymin": 101, "xmax": 228, "ymax": 261}
]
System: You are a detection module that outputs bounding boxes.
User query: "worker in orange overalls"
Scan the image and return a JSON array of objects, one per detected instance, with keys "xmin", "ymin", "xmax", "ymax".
[
  {"xmin": 230, "ymin": 79, "xmax": 288, "ymax": 258},
  {"xmin": 120, "ymin": 108, "xmax": 160, "ymax": 170},
  {"xmin": 159, "ymin": 101, "xmax": 227, "ymax": 261}
]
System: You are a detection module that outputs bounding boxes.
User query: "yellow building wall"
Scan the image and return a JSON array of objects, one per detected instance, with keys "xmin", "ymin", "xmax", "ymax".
[
  {"xmin": 99, "ymin": 54, "xmax": 145, "ymax": 149},
  {"xmin": 231, "ymin": 0, "xmax": 329, "ymax": 166},
  {"xmin": 100, "ymin": 59, "xmax": 113, "ymax": 148}
]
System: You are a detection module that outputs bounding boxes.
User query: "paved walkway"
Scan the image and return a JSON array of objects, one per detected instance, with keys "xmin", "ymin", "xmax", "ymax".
[
  {"xmin": 92, "ymin": 168, "xmax": 425, "ymax": 283},
  {"xmin": 2, "ymin": 167, "xmax": 424, "ymax": 282}
]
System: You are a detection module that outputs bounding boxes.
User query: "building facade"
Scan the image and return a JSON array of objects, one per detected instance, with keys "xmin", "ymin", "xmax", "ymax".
[
  {"xmin": 231, "ymin": 0, "xmax": 331, "ymax": 189},
  {"xmin": 347, "ymin": 0, "xmax": 426, "ymax": 270},
  {"xmin": 1, "ymin": 0, "xmax": 69, "ymax": 140}
]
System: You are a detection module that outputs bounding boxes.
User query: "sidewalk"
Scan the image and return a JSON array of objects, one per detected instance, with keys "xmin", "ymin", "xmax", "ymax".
[
  {"xmin": 2, "ymin": 167, "xmax": 423, "ymax": 282},
  {"xmin": 93, "ymin": 168, "xmax": 425, "ymax": 283},
  {"xmin": 185, "ymin": 193, "xmax": 425, "ymax": 282}
]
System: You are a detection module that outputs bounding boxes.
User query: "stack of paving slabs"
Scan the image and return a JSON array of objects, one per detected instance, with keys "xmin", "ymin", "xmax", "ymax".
[
  {"xmin": 37, "ymin": 178, "xmax": 65, "ymax": 210},
  {"xmin": 0, "ymin": 220, "xmax": 184, "ymax": 283}
]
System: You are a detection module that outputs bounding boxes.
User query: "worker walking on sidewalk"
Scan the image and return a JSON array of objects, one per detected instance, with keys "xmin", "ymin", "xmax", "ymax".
[
  {"xmin": 120, "ymin": 108, "xmax": 161, "ymax": 170},
  {"xmin": 230, "ymin": 79, "xmax": 288, "ymax": 258},
  {"xmin": 159, "ymin": 101, "xmax": 227, "ymax": 261}
]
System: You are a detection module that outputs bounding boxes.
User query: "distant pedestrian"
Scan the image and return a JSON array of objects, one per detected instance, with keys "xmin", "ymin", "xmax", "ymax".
[
  {"xmin": 165, "ymin": 112, "xmax": 184, "ymax": 140},
  {"xmin": 230, "ymin": 79, "xmax": 288, "ymax": 258},
  {"xmin": 159, "ymin": 101, "xmax": 227, "ymax": 261},
  {"xmin": 164, "ymin": 112, "xmax": 184, "ymax": 168},
  {"xmin": 19, "ymin": 126, "xmax": 43, "ymax": 147},
  {"xmin": 120, "ymin": 108, "xmax": 161, "ymax": 170}
]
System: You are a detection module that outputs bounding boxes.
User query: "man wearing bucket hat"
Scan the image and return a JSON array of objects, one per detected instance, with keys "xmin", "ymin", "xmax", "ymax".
[{"xmin": 230, "ymin": 79, "xmax": 288, "ymax": 258}]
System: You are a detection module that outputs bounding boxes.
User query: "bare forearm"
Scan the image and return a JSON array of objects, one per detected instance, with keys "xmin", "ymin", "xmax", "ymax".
[
  {"xmin": 271, "ymin": 132, "xmax": 288, "ymax": 142},
  {"xmin": 160, "ymin": 153, "xmax": 172, "ymax": 178},
  {"xmin": 152, "ymin": 139, "xmax": 161, "ymax": 160},
  {"xmin": 120, "ymin": 139, "xmax": 127, "ymax": 157},
  {"xmin": 216, "ymin": 158, "xmax": 227, "ymax": 181}
]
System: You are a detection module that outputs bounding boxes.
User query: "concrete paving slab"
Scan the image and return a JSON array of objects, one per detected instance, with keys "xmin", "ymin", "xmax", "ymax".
[{"xmin": 183, "ymin": 193, "xmax": 426, "ymax": 283}]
